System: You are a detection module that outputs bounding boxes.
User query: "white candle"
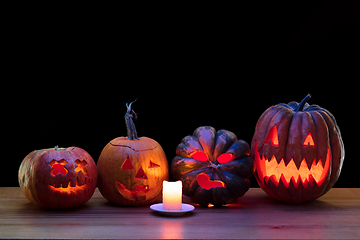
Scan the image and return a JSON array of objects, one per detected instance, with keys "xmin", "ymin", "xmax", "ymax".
[{"xmin": 162, "ymin": 180, "xmax": 182, "ymax": 210}]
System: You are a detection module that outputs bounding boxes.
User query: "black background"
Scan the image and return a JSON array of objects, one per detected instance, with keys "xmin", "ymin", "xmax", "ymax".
[{"xmin": 3, "ymin": 1, "xmax": 359, "ymax": 188}]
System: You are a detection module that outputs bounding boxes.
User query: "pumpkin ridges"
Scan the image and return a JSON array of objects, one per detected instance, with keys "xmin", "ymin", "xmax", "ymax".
[
  {"xmin": 193, "ymin": 126, "xmax": 216, "ymax": 160},
  {"xmin": 19, "ymin": 147, "xmax": 97, "ymax": 209},
  {"xmin": 180, "ymin": 168, "xmax": 203, "ymax": 197},
  {"xmin": 300, "ymin": 112, "xmax": 318, "ymax": 169},
  {"xmin": 217, "ymin": 170, "xmax": 250, "ymax": 198},
  {"xmin": 171, "ymin": 156, "xmax": 209, "ymax": 179},
  {"xmin": 213, "ymin": 130, "xmax": 237, "ymax": 160},
  {"xmin": 251, "ymin": 106, "xmax": 283, "ymax": 154},
  {"xmin": 251, "ymin": 95, "xmax": 343, "ymax": 203},
  {"xmin": 226, "ymin": 140, "xmax": 251, "ymax": 159},
  {"xmin": 306, "ymin": 111, "xmax": 332, "ymax": 195},
  {"xmin": 172, "ymin": 126, "xmax": 253, "ymax": 206},
  {"xmin": 273, "ymin": 108, "xmax": 296, "ymax": 164},
  {"xmin": 182, "ymin": 135, "xmax": 204, "ymax": 151},
  {"xmin": 175, "ymin": 143, "xmax": 195, "ymax": 158},
  {"xmin": 20, "ymin": 150, "xmax": 42, "ymax": 206},
  {"xmin": 221, "ymin": 157, "xmax": 254, "ymax": 178},
  {"xmin": 316, "ymin": 110, "xmax": 344, "ymax": 193},
  {"xmin": 308, "ymin": 111, "xmax": 330, "ymax": 165}
]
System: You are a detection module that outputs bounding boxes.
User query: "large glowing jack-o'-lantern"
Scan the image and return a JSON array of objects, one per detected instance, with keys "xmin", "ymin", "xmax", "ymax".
[
  {"xmin": 97, "ymin": 100, "xmax": 169, "ymax": 206},
  {"xmin": 171, "ymin": 126, "xmax": 254, "ymax": 207},
  {"xmin": 18, "ymin": 146, "xmax": 98, "ymax": 209},
  {"xmin": 251, "ymin": 94, "xmax": 344, "ymax": 203}
]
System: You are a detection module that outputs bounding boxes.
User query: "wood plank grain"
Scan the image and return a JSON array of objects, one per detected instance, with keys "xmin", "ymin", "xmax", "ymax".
[{"xmin": 0, "ymin": 187, "xmax": 359, "ymax": 239}]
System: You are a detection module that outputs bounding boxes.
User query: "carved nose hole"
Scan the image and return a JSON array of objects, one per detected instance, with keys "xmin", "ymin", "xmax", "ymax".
[{"xmin": 135, "ymin": 167, "xmax": 147, "ymax": 180}]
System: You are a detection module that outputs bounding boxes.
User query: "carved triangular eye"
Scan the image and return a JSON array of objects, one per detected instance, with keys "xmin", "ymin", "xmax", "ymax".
[
  {"xmin": 303, "ymin": 132, "xmax": 315, "ymax": 146},
  {"xmin": 265, "ymin": 125, "xmax": 279, "ymax": 147},
  {"xmin": 121, "ymin": 156, "xmax": 134, "ymax": 170},
  {"xmin": 149, "ymin": 158, "xmax": 160, "ymax": 168}
]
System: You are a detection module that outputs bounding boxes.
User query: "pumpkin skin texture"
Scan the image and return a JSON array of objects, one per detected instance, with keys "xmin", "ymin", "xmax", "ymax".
[
  {"xmin": 98, "ymin": 137, "xmax": 169, "ymax": 206},
  {"xmin": 18, "ymin": 146, "xmax": 98, "ymax": 209},
  {"xmin": 171, "ymin": 126, "xmax": 254, "ymax": 207},
  {"xmin": 251, "ymin": 94, "xmax": 344, "ymax": 203},
  {"xmin": 97, "ymin": 100, "xmax": 169, "ymax": 206}
]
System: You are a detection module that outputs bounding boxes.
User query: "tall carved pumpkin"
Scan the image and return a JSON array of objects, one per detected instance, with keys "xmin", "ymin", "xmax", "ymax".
[
  {"xmin": 97, "ymin": 100, "xmax": 169, "ymax": 206},
  {"xmin": 18, "ymin": 146, "xmax": 98, "ymax": 209},
  {"xmin": 251, "ymin": 94, "xmax": 344, "ymax": 203}
]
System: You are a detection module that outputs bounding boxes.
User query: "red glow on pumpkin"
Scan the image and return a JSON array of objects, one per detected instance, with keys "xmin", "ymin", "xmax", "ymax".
[
  {"xmin": 197, "ymin": 172, "xmax": 226, "ymax": 190},
  {"xmin": 303, "ymin": 132, "xmax": 315, "ymax": 147},
  {"xmin": 264, "ymin": 125, "xmax": 279, "ymax": 147},
  {"xmin": 121, "ymin": 156, "xmax": 134, "ymax": 170},
  {"xmin": 49, "ymin": 159, "xmax": 68, "ymax": 176},
  {"xmin": 217, "ymin": 153, "xmax": 235, "ymax": 164},
  {"xmin": 190, "ymin": 151, "xmax": 208, "ymax": 161}
]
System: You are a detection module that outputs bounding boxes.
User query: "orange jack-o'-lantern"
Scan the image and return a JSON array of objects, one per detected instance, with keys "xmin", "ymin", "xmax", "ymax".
[
  {"xmin": 18, "ymin": 146, "xmax": 98, "ymax": 209},
  {"xmin": 97, "ymin": 100, "xmax": 169, "ymax": 206},
  {"xmin": 251, "ymin": 94, "xmax": 344, "ymax": 203}
]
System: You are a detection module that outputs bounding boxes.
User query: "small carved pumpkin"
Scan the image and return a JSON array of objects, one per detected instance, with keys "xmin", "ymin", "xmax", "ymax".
[
  {"xmin": 251, "ymin": 94, "xmax": 344, "ymax": 203},
  {"xmin": 18, "ymin": 146, "xmax": 98, "ymax": 209},
  {"xmin": 171, "ymin": 126, "xmax": 254, "ymax": 207},
  {"xmin": 97, "ymin": 100, "xmax": 169, "ymax": 206}
]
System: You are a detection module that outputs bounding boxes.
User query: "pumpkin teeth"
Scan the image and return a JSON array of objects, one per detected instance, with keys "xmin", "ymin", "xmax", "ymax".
[
  {"xmin": 47, "ymin": 182, "xmax": 89, "ymax": 194},
  {"xmin": 116, "ymin": 182, "xmax": 150, "ymax": 201},
  {"xmin": 255, "ymin": 142, "xmax": 331, "ymax": 188}
]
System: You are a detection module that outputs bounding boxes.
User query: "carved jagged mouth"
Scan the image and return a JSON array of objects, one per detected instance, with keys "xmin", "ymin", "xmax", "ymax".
[
  {"xmin": 47, "ymin": 182, "xmax": 90, "ymax": 194},
  {"xmin": 116, "ymin": 182, "xmax": 150, "ymax": 200},
  {"xmin": 254, "ymin": 143, "xmax": 331, "ymax": 189}
]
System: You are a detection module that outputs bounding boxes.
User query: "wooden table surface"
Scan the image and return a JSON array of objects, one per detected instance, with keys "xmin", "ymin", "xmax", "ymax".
[{"xmin": 0, "ymin": 187, "xmax": 359, "ymax": 239}]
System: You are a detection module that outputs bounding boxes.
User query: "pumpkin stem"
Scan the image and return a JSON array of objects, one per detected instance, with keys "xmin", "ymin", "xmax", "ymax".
[
  {"xmin": 125, "ymin": 99, "xmax": 139, "ymax": 140},
  {"xmin": 296, "ymin": 94, "xmax": 311, "ymax": 112}
]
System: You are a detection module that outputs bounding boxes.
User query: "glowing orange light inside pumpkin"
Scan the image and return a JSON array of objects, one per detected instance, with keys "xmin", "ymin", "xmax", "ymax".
[
  {"xmin": 255, "ymin": 144, "xmax": 331, "ymax": 188},
  {"xmin": 217, "ymin": 153, "xmax": 235, "ymax": 164},
  {"xmin": 49, "ymin": 159, "xmax": 68, "ymax": 176},
  {"xmin": 190, "ymin": 151, "xmax": 208, "ymax": 161},
  {"xmin": 197, "ymin": 172, "xmax": 226, "ymax": 190},
  {"xmin": 303, "ymin": 132, "xmax": 315, "ymax": 146},
  {"xmin": 264, "ymin": 125, "xmax": 279, "ymax": 146},
  {"xmin": 74, "ymin": 159, "xmax": 88, "ymax": 175},
  {"xmin": 48, "ymin": 181, "xmax": 89, "ymax": 194}
]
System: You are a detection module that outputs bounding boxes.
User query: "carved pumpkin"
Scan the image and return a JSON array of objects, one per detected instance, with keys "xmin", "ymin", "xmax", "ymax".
[
  {"xmin": 251, "ymin": 94, "xmax": 344, "ymax": 203},
  {"xmin": 18, "ymin": 146, "xmax": 98, "ymax": 209},
  {"xmin": 97, "ymin": 100, "xmax": 169, "ymax": 206},
  {"xmin": 171, "ymin": 126, "xmax": 254, "ymax": 207}
]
